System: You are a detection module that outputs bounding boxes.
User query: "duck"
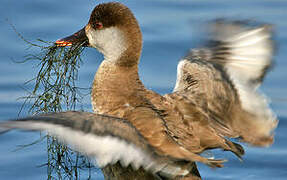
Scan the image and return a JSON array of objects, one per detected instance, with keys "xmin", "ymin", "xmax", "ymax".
[{"xmin": 0, "ymin": 2, "xmax": 278, "ymax": 180}]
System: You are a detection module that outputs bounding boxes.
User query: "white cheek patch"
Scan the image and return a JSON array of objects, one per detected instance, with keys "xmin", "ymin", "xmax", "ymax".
[{"xmin": 86, "ymin": 26, "xmax": 128, "ymax": 62}]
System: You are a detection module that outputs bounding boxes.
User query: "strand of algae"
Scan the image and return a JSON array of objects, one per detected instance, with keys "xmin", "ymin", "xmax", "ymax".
[{"xmin": 15, "ymin": 33, "xmax": 97, "ymax": 179}]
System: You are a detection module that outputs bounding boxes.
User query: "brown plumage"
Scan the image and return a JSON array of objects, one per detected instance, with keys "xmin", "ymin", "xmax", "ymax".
[
  {"xmin": 172, "ymin": 20, "xmax": 277, "ymax": 147},
  {"xmin": 0, "ymin": 2, "xmax": 277, "ymax": 180}
]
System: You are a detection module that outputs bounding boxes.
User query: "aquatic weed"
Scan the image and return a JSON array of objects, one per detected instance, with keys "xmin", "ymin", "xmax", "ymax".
[{"xmin": 11, "ymin": 24, "xmax": 96, "ymax": 179}]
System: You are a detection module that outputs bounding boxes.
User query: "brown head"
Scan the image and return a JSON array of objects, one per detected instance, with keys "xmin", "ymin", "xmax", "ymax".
[{"xmin": 56, "ymin": 2, "xmax": 142, "ymax": 67}]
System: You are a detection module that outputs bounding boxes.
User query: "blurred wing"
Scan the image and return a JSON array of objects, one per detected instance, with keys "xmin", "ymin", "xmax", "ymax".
[
  {"xmin": 0, "ymin": 111, "xmax": 189, "ymax": 178},
  {"xmin": 172, "ymin": 19, "xmax": 277, "ymax": 146},
  {"xmin": 208, "ymin": 19, "xmax": 274, "ymax": 86},
  {"xmin": 205, "ymin": 20, "xmax": 276, "ymax": 116}
]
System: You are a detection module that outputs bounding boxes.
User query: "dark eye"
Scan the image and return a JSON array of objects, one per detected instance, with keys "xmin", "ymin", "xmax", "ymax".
[{"xmin": 95, "ymin": 22, "xmax": 103, "ymax": 29}]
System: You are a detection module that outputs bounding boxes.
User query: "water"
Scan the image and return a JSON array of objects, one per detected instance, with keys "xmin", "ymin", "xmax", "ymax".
[{"xmin": 0, "ymin": 0, "xmax": 286, "ymax": 179}]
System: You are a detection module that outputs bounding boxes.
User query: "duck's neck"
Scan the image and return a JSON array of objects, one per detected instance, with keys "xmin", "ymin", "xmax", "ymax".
[
  {"xmin": 91, "ymin": 22, "xmax": 143, "ymax": 115},
  {"xmin": 91, "ymin": 60, "xmax": 144, "ymax": 115}
]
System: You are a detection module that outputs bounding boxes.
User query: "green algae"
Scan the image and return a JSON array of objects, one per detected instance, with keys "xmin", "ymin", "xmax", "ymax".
[{"xmin": 12, "ymin": 29, "xmax": 97, "ymax": 179}]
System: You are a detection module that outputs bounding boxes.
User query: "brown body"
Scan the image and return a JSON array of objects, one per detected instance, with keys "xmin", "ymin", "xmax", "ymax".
[
  {"xmin": 0, "ymin": 2, "xmax": 278, "ymax": 180},
  {"xmin": 2, "ymin": 2, "xmax": 274, "ymax": 180},
  {"xmin": 92, "ymin": 53, "xmax": 206, "ymax": 179},
  {"xmin": 92, "ymin": 58, "xmax": 237, "ymax": 179},
  {"xmin": 83, "ymin": 2, "xmax": 277, "ymax": 179}
]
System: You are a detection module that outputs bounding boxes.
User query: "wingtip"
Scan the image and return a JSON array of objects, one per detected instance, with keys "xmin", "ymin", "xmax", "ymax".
[
  {"xmin": 0, "ymin": 122, "xmax": 13, "ymax": 134},
  {"xmin": 207, "ymin": 159, "xmax": 227, "ymax": 168},
  {"xmin": 0, "ymin": 128, "xmax": 10, "ymax": 135}
]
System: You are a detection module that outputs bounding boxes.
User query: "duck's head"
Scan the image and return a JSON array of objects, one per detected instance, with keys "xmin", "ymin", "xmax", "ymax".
[{"xmin": 56, "ymin": 2, "xmax": 142, "ymax": 66}]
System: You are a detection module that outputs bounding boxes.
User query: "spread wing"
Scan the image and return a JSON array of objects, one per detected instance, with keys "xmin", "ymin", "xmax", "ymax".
[
  {"xmin": 172, "ymin": 58, "xmax": 238, "ymax": 137},
  {"xmin": 171, "ymin": 19, "xmax": 277, "ymax": 146},
  {"xmin": 207, "ymin": 19, "xmax": 274, "ymax": 86},
  {"xmin": 0, "ymin": 111, "xmax": 192, "ymax": 178}
]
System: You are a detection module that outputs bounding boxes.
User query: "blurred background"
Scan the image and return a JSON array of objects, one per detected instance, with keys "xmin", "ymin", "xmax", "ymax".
[{"xmin": 0, "ymin": 0, "xmax": 286, "ymax": 179}]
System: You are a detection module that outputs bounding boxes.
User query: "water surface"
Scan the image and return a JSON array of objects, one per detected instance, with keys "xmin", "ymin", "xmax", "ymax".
[{"xmin": 0, "ymin": 0, "xmax": 286, "ymax": 179}]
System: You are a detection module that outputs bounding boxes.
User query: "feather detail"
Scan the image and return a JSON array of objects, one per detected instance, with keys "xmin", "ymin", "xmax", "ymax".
[{"xmin": 0, "ymin": 111, "xmax": 192, "ymax": 178}]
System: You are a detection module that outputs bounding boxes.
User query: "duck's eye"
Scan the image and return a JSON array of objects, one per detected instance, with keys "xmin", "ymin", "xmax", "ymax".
[{"xmin": 95, "ymin": 22, "xmax": 103, "ymax": 29}]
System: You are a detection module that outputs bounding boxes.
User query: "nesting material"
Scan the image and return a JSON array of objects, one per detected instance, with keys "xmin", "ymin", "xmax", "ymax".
[
  {"xmin": 18, "ymin": 40, "xmax": 91, "ymax": 179},
  {"xmin": 20, "ymin": 41, "xmax": 86, "ymax": 114}
]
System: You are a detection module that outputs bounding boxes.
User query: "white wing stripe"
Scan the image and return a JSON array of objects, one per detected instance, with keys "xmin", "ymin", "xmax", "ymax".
[{"xmin": 0, "ymin": 120, "xmax": 189, "ymax": 178}]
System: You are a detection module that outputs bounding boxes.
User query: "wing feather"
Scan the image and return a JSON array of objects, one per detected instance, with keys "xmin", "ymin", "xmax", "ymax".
[
  {"xmin": 0, "ymin": 111, "xmax": 189, "ymax": 178},
  {"xmin": 172, "ymin": 19, "xmax": 277, "ymax": 147}
]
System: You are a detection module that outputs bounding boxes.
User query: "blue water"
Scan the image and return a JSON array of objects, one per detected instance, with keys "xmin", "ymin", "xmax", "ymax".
[{"xmin": 0, "ymin": 0, "xmax": 286, "ymax": 179}]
